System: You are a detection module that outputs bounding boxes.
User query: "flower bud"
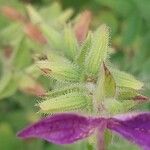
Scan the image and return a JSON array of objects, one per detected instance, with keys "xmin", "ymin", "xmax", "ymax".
[{"xmin": 74, "ymin": 10, "xmax": 92, "ymax": 43}]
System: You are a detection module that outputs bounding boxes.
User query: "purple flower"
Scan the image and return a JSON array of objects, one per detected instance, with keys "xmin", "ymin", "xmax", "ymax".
[{"xmin": 17, "ymin": 112, "xmax": 150, "ymax": 150}]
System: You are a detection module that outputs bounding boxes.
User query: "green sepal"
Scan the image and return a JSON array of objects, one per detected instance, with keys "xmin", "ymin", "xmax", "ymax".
[
  {"xmin": 94, "ymin": 64, "xmax": 105, "ymax": 105},
  {"xmin": 56, "ymin": 9, "xmax": 73, "ymax": 26},
  {"xmin": 76, "ymin": 32, "xmax": 92, "ymax": 66},
  {"xmin": 85, "ymin": 24, "xmax": 109, "ymax": 76},
  {"xmin": 36, "ymin": 59, "xmax": 80, "ymax": 82},
  {"xmin": 104, "ymin": 98, "xmax": 141, "ymax": 115},
  {"xmin": 38, "ymin": 87, "xmax": 93, "ymax": 114},
  {"xmin": 103, "ymin": 64, "xmax": 116, "ymax": 98},
  {"xmin": 45, "ymin": 84, "xmax": 86, "ymax": 98},
  {"xmin": 94, "ymin": 64, "xmax": 116, "ymax": 105},
  {"xmin": 63, "ymin": 25, "xmax": 79, "ymax": 61},
  {"xmin": 117, "ymin": 87, "xmax": 138, "ymax": 101},
  {"xmin": 111, "ymin": 69, "xmax": 143, "ymax": 90},
  {"xmin": 26, "ymin": 4, "xmax": 43, "ymax": 24}
]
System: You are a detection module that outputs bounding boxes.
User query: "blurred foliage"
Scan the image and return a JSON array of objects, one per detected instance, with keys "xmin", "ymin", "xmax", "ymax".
[{"xmin": 0, "ymin": 0, "xmax": 149, "ymax": 150}]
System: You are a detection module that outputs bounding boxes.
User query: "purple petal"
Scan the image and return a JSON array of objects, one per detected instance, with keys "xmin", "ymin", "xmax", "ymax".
[
  {"xmin": 107, "ymin": 112, "xmax": 150, "ymax": 149},
  {"xmin": 17, "ymin": 113, "xmax": 103, "ymax": 144}
]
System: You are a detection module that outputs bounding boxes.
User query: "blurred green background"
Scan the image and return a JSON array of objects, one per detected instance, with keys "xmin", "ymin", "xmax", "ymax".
[{"xmin": 0, "ymin": 0, "xmax": 150, "ymax": 149}]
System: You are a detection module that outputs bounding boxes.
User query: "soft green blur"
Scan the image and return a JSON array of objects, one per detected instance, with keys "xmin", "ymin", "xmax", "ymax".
[{"xmin": 0, "ymin": 0, "xmax": 149, "ymax": 150}]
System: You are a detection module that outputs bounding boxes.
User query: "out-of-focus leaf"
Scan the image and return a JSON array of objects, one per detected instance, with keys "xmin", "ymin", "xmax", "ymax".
[
  {"xmin": 0, "ymin": 123, "xmax": 23, "ymax": 150},
  {"xmin": 95, "ymin": 11, "xmax": 118, "ymax": 36},
  {"xmin": 133, "ymin": 0, "xmax": 150, "ymax": 23},
  {"xmin": 122, "ymin": 13, "xmax": 141, "ymax": 46},
  {"xmin": 26, "ymin": 4, "xmax": 63, "ymax": 50},
  {"xmin": 95, "ymin": 0, "xmax": 134, "ymax": 17},
  {"xmin": 0, "ymin": 72, "xmax": 18, "ymax": 100},
  {"xmin": 108, "ymin": 135, "xmax": 140, "ymax": 150},
  {"xmin": 12, "ymin": 37, "xmax": 32, "ymax": 70},
  {"xmin": 0, "ymin": 23, "xmax": 22, "ymax": 45}
]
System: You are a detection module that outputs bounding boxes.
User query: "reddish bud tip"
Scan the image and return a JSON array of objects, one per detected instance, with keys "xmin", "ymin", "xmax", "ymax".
[
  {"xmin": 74, "ymin": 10, "xmax": 92, "ymax": 43},
  {"xmin": 23, "ymin": 23, "xmax": 47, "ymax": 44}
]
